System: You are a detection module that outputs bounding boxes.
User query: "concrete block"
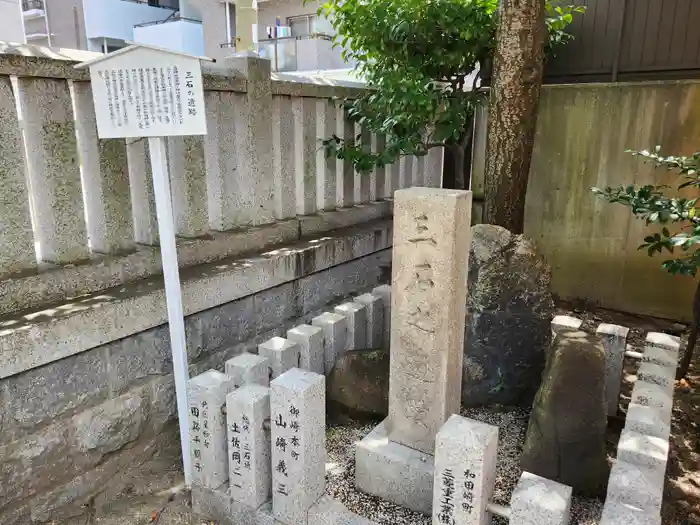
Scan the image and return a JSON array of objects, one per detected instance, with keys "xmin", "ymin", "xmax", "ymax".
[
  {"xmin": 388, "ymin": 188, "xmax": 471, "ymax": 454},
  {"xmin": 625, "ymin": 403, "xmax": 670, "ymax": 440},
  {"xmin": 225, "ymin": 353, "xmax": 271, "ymax": 388},
  {"xmin": 308, "ymin": 495, "xmax": 376, "ymax": 525},
  {"xmin": 597, "ymin": 323, "xmax": 630, "ymax": 417},
  {"xmin": 433, "ymin": 415, "xmax": 498, "ymax": 525},
  {"xmin": 259, "ymin": 337, "xmax": 301, "ymax": 379},
  {"xmin": 606, "ymin": 459, "xmax": 664, "ymax": 512},
  {"xmin": 510, "ymin": 471, "xmax": 572, "ymax": 525},
  {"xmin": 641, "ymin": 345, "xmax": 678, "ymax": 369},
  {"xmin": 645, "ymin": 332, "xmax": 681, "ymax": 356},
  {"xmin": 354, "ymin": 293, "xmax": 384, "ymax": 349},
  {"xmin": 311, "ymin": 312, "xmax": 348, "ymax": 374},
  {"xmin": 270, "ymin": 368, "xmax": 326, "ymax": 525},
  {"xmin": 335, "ymin": 302, "xmax": 368, "ymax": 351},
  {"xmin": 617, "ymin": 429, "xmax": 669, "ymax": 471},
  {"xmin": 355, "ymin": 420, "xmax": 434, "ymax": 515},
  {"xmin": 551, "ymin": 315, "xmax": 582, "ymax": 335},
  {"xmin": 599, "ymin": 501, "xmax": 661, "ymax": 525},
  {"xmin": 226, "ymin": 385, "xmax": 272, "ymax": 509},
  {"xmin": 371, "ymin": 285, "xmax": 391, "ymax": 348},
  {"xmin": 188, "ymin": 370, "xmax": 237, "ymax": 489},
  {"xmin": 630, "ymin": 380, "xmax": 673, "ymax": 411},
  {"xmin": 637, "ymin": 361, "xmax": 675, "ymax": 390},
  {"xmin": 287, "ymin": 324, "xmax": 325, "ymax": 375}
]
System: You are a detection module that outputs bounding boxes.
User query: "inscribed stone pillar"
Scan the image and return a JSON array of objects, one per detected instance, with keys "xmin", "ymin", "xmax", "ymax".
[
  {"xmin": 596, "ymin": 323, "xmax": 630, "ymax": 417},
  {"xmin": 387, "ymin": 188, "xmax": 471, "ymax": 454},
  {"xmin": 226, "ymin": 385, "xmax": 272, "ymax": 509},
  {"xmin": 0, "ymin": 75, "xmax": 35, "ymax": 275},
  {"xmin": 270, "ymin": 368, "xmax": 326, "ymax": 524},
  {"xmin": 188, "ymin": 370, "xmax": 236, "ymax": 489},
  {"xmin": 432, "ymin": 415, "xmax": 498, "ymax": 525}
]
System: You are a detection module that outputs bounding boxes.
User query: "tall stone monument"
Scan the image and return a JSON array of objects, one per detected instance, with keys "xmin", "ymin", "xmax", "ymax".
[{"xmin": 355, "ymin": 187, "xmax": 472, "ymax": 514}]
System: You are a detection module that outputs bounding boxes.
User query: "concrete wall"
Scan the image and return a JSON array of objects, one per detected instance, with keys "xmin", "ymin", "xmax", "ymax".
[
  {"xmin": 257, "ymin": 0, "xmax": 319, "ymax": 39},
  {"xmin": 473, "ymin": 80, "xmax": 700, "ymax": 321},
  {"xmin": 0, "ymin": 0, "xmax": 25, "ymax": 43},
  {"xmin": 133, "ymin": 18, "xmax": 205, "ymax": 56}
]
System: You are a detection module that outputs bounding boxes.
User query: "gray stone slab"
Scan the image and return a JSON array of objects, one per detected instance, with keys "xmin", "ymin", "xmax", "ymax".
[
  {"xmin": 354, "ymin": 293, "xmax": 384, "ymax": 349},
  {"xmin": 311, "ymin": 312, "xmax": 348, "ymax": 374},
  {"xmin": 308, "ymin": 495, "xmax": 376, "ymax": 525},
  {"xmin": 624, "ymin": 403, "xmax": 670, "ymax": 440},
  {"xmin": 387, "ymin": 188, "xmax": 471, "ymax": 454},
  {"xmin": 551, "ymin": 315, "xmax": 582, "ymax": 335},
  {"xmin": 287, "ymin": 324, "xmax": 325, "ymax": 375},
  {"xmin": 617, "ymin": 429, "xmax": 669, "ymax": 471},
  {"xmin": 630, "ymin": 380, "xmax": 673, "ymax": 411},
  {"xmin": 270, "ymin": 368, "xmax": 326, "ymax": 525},
  {"xmin": 433, "ymin": 415, "xmax": 498, "ymax": 525},
  {"xmin": 371, "ymin": 285, "xmax": 391, "ymax": 348},
  {"xmin": 188, "ymin": 370, "xmax": 237, "ymax": 489},
  {"xmin": 259, "ymin": 337, "xmax": 301, "ymax": 379},
  {"xmin": 335, "ymin": 302, "xmax": 368, "ymax": 351},
  {"xmin": 599, "ymin": 501, "xmax": 661, "ymax": 525},
  {"xmin": 225, "ymin": 353, "xmax": 271, "ymax": 388},
  {"xmin": 355, "ymin": 420, "xmax": 434, "ymax": 515},
  {"xmin": 606, "ymin": 459, "xmax": 664, "ymax": 512},
  {"xmin": 597, "ymin": 323, "xmax": 630, "ymax": 417},
  {"xmin": 510, "ymin": 471, "xmax": 572, "ymax": 525},
  {"xmin": 227, "ymin": 385, "xmax": 272, "ymax": 509}
]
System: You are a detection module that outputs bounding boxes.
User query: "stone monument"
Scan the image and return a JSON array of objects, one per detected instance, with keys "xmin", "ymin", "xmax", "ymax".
[{"xmin": 355, "ymin": 187, "xmax": 472, "ymax": 514}]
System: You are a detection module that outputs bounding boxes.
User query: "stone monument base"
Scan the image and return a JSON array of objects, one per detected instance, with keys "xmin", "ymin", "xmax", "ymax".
[{"xmin": 354, "ymin": 420, "xmax": 434, "ymax": 515}]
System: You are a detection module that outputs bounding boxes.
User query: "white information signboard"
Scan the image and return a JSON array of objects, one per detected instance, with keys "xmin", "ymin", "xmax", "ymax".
[
  {"xmin": 78, "ymin": 44, "xmax": 207, "ymax": 138},
  {"xmin": 76, "ymin": 44, "xmax": 211, "ymax": 487}
]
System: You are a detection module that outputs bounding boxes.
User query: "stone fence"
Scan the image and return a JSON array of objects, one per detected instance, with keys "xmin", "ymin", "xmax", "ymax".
[{"xmin": 0, "ymin": 45, "xmax": 442, "ymax": 524}]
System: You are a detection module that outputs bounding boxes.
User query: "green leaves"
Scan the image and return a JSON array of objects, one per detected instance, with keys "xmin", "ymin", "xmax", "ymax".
[{"xmin": 592, "ymin": 146, "xmax": 700, "ymax": 276}]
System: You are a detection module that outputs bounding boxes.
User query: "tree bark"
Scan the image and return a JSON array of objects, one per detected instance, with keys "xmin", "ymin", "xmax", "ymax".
[{"xmin": 483, "ymin": 0, "xmax": 546, "ymax": 233}]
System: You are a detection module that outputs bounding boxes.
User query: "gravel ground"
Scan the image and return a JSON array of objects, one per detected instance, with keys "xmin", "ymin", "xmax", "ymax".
[{"xmin": 325, "ymin": 407, "xmax": 603, "ymax": 525}]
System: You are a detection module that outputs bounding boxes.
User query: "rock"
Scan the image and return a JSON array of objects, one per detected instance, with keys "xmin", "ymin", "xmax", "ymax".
[
  {"xmin": 327, "ymin": 349, "xmax": 389, "ymax": 420},
  {"xmin": 521, "ymin": 330, "xmax": 609, "ymax": 496},
  {"xmin": 463, "ymin": 224, "xmax": 554, "ymax": 407}
]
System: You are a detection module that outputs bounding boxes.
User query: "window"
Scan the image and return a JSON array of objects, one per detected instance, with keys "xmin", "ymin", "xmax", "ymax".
[{"xmin": 287, "ymin": 14, "xmax": 317, "ymax": 37}]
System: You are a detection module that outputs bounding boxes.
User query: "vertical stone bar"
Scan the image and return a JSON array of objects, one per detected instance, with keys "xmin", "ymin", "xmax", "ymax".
[
  {"xmin": 336, "ymin": 106, "xmax": 355, "ymax": 208},
  {"xmin": 645, "ymin": 332, "xmax": 680, "ymax": 368},
  {"xmin": 226, "ymin": 385, "xmax": 272, "ymax": 509},
  {"xmin": 372, "ymin": 284, "xmax": 391, "ymax": 349},
  {"xmin": 71, "ymin": 81, "xmax": 133, "ymax": 254},
  {"xmin": 388, "ymin": 159, "xmax": 400, "ymax": 197},
  {"xmin": 354, "ymin": 293, "xmax": 384, "ymax": 349},
  {"xmin": 373, "ymin": 134, "xmax": 387, "ymax": 199},
  {"xmin": 272, "ymin": 95, "xmax": 296, "ymax": 220},
  {"xmin": 271, "ymin": 369, "xmax": 326, "ymax": 524},
  {"xmin": 510, "ymin": 472, "xmax": 573, "ymax": 525},
  {"xmin": 424, "ymin": 146, "xmax": 443, "ymax": 188},
  {"xmin": 335, "ymin": 302, "xmax": 368, "ymax": 351},
  {"xmin": 168, "ymin": 135, "xmax": 208, "ymax": 238},
  {"xmin": 188, "ymin": 370, "xmax": 236, "ymax": 489},
  {"xmin": 597, "ymin": 323, "xmax": 630, "ymax": 417},
  {"xmin": 432, "ymin": 415, "xmax": 498, "ymax": 525},
  {"xmin": 293, "ymin": 96, "xmax": 317, "ymax": 216},
  {"xmin": 259, "ymin": 337, "xmax": 301, "ymax": 379},
  {"xmin": 316, "ymin": 98, "xmax": 337, "ymax": 211},
  {"xmin": 203, "ymin": 90, "xmax": 238, "ymax": 231},
  {"xmin": 355, "ymin": 124, "xmax": 371, "ymax": 204},
  {"xmin": 126, "ymin": 138, "xmax": 159, "ymax": 244},
  {"xmin": 412, "ymin": 155, "xmax": 425, "ymax": 186},
  {"xmin": 0, "ymin": 75, "xmax": 35, "ymax": 275},
  {"xmin": 387, "ymin": 188, "xmax": 471, "ymax": 453},
  {"xmin": 287, "ymin": 324, "xmax": 325, "ymax": 375},
  {"xmin": 311, "ymin": 312, "xmax": 348, "ymax": 374},
  {"xmin": 16, "ymin": 77, "xmax": 89, "ymax": 263},
  {"xmin": 225, "ymin": 353, "xmax": 271, "ymax": 388},
  {"xmin": 399, "ymin": 156, "xmax": 412, "ymax": 189},
  {"xmin": 225, "ymin": 56, "xmax": 275, "ymax": 227}
]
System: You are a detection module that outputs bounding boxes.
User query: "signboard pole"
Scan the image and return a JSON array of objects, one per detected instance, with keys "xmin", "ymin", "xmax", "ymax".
[{"xmin": 148, "ymin": 135, "xmax": 192, "ymax": 487}]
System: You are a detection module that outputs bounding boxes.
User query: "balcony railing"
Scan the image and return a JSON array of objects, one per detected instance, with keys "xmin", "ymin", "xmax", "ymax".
[
  {"xmin": 22, "ymin": 0, "xmax": 44, "ymax": 11},
  {"xmin": 134, "ymin": 14, "xmax": 201, "ymax": 28},
  {"xmin": 257, "ymin": 33, "xmax": 333, "ymax": 72},
  {"xmin": 121, "ymin": 0, "xmax": 178, "ymax": 10}
]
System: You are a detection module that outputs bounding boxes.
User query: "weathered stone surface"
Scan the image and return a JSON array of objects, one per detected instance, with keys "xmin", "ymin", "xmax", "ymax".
[
  {"xmin": 464, "ymin": 224, "xmax": 554, "ymax": 407},
  {"xmin": 327, "ymin": 349, "xmax": 389, "ymax": 419},
  {"xmin": 521, "ymin": 330, "xmax": 609, "ymax": 496}
]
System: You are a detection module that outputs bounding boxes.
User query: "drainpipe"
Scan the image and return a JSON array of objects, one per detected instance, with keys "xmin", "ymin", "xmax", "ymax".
[
  {"xmin": 44, "ymin": 0, "xmax": 52, "ymax": 47},
  {"xmin": 225, "ymin": 1, "xmax": 231, "ymax": 44}
]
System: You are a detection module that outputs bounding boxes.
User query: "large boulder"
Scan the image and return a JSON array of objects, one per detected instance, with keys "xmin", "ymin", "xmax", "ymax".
[
  {"xmin": 463, "ymin": 224, "xmax": 554, "ymax": 407},
  {"xmin": 327, "ymin": 349, "xmax": 389, "ymax": 420},
  {"xmin": 521, "ymin": 330, "xmax": 609, "ymax": 496}
]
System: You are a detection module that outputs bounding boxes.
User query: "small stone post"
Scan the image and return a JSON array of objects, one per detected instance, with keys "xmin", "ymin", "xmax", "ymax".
[
  {"xmin": 596, "ymin": 323, "xmax": 630, "ymax": 417},
  {"xmin": 188, "ymin": 370, "xmax": 236, "ymax": 488},
  {"xmin": 259, "ymin": 337, "xmax": 301, "ymax": 379},
  {"xmin": 270, "ymin": 368, "xmax": 326, "ymax": 524},
  {"xmin": 371, "ymin": 284, "xmax": 391, "ymax": 349},
  {"xmin": 226, "ymin": 385, "xmax": 272, "ymax": 509},
  {"xmin": 287, "ymin": 324, "xmax": 325, "ymax": 375},
  {"xmin": 387, "ymin": 188, "xmax": 471, "ymax": 453},
  {"xmin": 225, "ymin": 353, "xmax": 270, "ymax": 387},
  {"xmin": 311, "ymin": 312, "xmax": 348, "ymax": 374},
  {"xmin": 354, "ymin": 293, "xmax": 385, "ymax": 349},
  {"xmin": 335, "ymin": 302, "xmax": 368, "ymax": 351},
  {"xmin": 510, "ymin": 472, "xmax": 573, "ymax": 525},
  {"xmin": 432, "ymin": 415, "xmax": 498, "ymax": 525}
]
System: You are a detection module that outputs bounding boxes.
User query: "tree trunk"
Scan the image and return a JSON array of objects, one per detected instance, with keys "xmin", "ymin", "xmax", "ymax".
[
  {"xmin": 483, "ymin": 0, "xmax": 546, "ymax": 233},
  {"xmin": 677, "ymin": 279, "xmax": 700, "ymax": 379}
]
